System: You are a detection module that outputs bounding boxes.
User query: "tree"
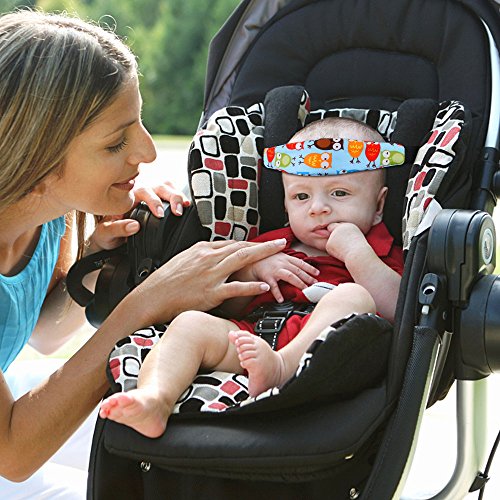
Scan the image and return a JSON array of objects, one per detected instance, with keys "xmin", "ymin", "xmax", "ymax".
[
  {"xmin": 0, "ymin": 0, "xmax": 35, "ymax": 11},
  {"xmin": 140, "ymin": 0, "xmax": 239, "ymax": 135},
  {"xmin": 8, "ymin": 0, "xmax": 239, "ymax": 134}
]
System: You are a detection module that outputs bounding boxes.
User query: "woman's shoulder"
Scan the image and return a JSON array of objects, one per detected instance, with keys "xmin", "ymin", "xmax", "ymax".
[{"xmin": 47, "ymin": 215, "xmax": 67, "ymax": 238}]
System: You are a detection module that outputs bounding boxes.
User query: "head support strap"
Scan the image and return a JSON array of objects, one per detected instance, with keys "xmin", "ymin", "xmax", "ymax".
[{"xmin": 263, "ymin": 138, "xmax": 405, "ymax": 176}]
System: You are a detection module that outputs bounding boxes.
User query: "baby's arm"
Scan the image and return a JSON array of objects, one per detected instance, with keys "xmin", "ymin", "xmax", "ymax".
[
  {"xmin": 326, "ymin": 223, "xmax": 401, "ymax": 322},
  {"xmin": 221, "ymin": 253, "xmax": 319, "ymax": 317}
]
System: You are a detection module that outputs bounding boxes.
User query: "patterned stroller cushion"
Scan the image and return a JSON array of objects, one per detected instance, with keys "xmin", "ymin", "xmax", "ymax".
[{"xmin": 109, "ymin": 313, "xmax": 392, "ymax": 415}]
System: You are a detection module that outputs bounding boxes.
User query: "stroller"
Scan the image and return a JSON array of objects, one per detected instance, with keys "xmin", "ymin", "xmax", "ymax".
[{"xmin": 83, "ymin": 0, "xmax": 500, "ymax": 498}]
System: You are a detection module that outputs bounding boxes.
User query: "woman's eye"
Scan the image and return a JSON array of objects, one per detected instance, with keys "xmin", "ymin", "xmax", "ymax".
[
  {"xmin": 332, "ymin": 190, "xmax": 347, "ymax": 197},
  {"xmin": 106, "ymin": 139, "xmax": 128, "ymax": 153}
]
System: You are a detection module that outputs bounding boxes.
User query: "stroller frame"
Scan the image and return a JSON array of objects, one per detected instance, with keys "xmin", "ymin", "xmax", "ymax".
[
  {"xmin": 87, "ymin": 1, "xmax": 500, "ymax": 498},
  {"xmin": 400, "ymin": 15, "xmax": 500, "ymax": 499}
]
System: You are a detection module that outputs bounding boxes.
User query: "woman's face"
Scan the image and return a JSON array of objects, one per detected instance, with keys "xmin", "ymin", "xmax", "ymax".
[{"xmin": 44, "ymin": 76, "xmax": 157, "ymax": 216}]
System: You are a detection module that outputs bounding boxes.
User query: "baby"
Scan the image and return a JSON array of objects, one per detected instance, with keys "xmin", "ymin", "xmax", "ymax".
[{"xmin": 99, "ymin": 117, "xmax": 404, "ymax": 438}]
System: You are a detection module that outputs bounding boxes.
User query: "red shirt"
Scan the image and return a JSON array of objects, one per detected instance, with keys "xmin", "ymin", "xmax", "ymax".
[{"xmin": 243, "ymin": 222, "xmax": 404, "ymax": 313}]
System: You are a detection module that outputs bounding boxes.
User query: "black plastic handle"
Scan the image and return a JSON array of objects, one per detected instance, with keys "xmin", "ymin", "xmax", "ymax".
[{"xmin": 66, "ymin": 245, "xmax": 127, "ymax": 307}]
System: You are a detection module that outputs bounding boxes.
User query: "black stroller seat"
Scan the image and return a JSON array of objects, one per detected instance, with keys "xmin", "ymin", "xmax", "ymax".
[{"xmin": 85, "ymin": 0, "xmax": 500, "ymax": 498}]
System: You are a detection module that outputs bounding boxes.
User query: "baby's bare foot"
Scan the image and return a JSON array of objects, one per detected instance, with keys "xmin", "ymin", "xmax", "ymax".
[
  {"xmin": 229, "ymin": 331, "xmax": 285, "ymax": 397},
  {"xmin": 99, "ymin": 389, "xmax": 170, "ymax": 438}
]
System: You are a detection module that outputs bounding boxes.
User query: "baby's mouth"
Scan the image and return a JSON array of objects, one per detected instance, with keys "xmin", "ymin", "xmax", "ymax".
[{"xmin": 312, "ymin": 224, "xmax": 331, "ymax": 237}]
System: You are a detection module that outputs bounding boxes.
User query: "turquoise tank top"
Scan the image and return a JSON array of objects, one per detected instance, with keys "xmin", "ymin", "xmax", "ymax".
[{"xmin": 0, "ymin": 216, "xmax": 66, "ymax": 371}]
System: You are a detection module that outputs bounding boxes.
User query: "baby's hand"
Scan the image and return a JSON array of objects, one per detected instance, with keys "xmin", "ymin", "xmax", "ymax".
[
  {"xmin": 325, "ymin": 223, "xmax": 370, "ymax": 262},
  {"xmin": 133, "ymin": 179, "xmax": 190, "ymax": 217},
  {"xmin": 249, "ymin": 253, "xmax": 319, "ymax": 303}
]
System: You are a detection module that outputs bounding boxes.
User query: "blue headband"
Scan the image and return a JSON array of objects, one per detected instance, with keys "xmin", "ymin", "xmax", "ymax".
[{"xmin": 263, "ymin": 138, "xmax": 405, "ymax": 176}]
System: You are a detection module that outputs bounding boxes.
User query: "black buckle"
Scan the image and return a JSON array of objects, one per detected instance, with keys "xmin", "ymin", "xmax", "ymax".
[
  {"xmin": 254, "ymin": 313, "xmax": 291, "ymax": 350},
  {"xmin": 249, "ymin": 301, "xmax": 316, "ymax": 350}
]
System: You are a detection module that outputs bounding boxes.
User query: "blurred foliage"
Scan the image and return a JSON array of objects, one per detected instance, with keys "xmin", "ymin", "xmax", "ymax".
[{"xmin": 0, "ymin": 0, "xmax": 240, "ymax": 134}]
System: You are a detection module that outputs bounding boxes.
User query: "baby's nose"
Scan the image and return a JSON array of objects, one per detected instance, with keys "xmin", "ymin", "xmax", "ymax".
[{"xmin": 309, "ymin": 199, "xmax": 331, "ymax": 215}]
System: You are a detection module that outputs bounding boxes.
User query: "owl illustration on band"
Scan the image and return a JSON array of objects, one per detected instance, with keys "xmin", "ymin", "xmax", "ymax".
[
  {"xmin": 381, "ymin": 149, "xmax": 405, "ymax": 166},
  {"xmin": 347, "ymin": 140, "xmax": 364, "ymax": 163},
  {"xmin": 303, "ymin": 152, "xmax": 332, "ymax": 169},
  {"xmin": 274, "ymin": 151, "xmax": 292, "ymax": 168},
  {"xmin": 285, "ymin": 141, "xmax": 305, "ymax": 151},
  {"xmin": 365, "ymin": 142, "xmax": 381, "ymax": 167},
  {"xmin": 314, "ymin": 138, "xmax": 343, "ymax": 151},
  {"xmin": 265, "ymin": 148, "xmax": 292, "ymax": 168}
]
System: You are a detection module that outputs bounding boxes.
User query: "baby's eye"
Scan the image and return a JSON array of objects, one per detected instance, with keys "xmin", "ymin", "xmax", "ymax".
[
  {"xmin": 295, "ymin": 193, "xmax": 309, "ymax": 200},
  {"xmin": 332, "ymin": 190, "xmax": 348, "ymax": 197}
]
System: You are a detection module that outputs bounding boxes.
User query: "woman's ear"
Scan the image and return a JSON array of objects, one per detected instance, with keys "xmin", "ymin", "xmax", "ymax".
[
  {"xmin": 372, "ymin": 186, "xmax": 388, "ymax": 225},
  {"xmin": 30, "ymin": 180, "xmax": 48, "ymax": 197}
]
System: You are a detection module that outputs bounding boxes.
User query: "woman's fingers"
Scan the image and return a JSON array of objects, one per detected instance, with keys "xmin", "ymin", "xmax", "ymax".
[
  {"xmin": 133, "ymin": 182, "xmax": 190, "ymax": 218},
  {"xmin": 87, "ymin": 218, "xmax": 140, "ymax": 252},
  {"xmin": 133, "ymin": 186, "xmax": 165, "ymax": 217},
  {"xmin": 220, "ymin": 280, "xmax": 271, "ymax": 302},
  {"xmin": 214, "ymin": 238, "xmax": 287, "ymax": 271},
  {"xmin": 152, "ymin": 183, "xmax": 190, "ymax": 216}
]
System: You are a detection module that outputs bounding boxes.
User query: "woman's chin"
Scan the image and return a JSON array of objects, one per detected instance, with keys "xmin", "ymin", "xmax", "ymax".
[{"xmin": 94, "ymin": 193, "xmax": 135, "ymax": 216}]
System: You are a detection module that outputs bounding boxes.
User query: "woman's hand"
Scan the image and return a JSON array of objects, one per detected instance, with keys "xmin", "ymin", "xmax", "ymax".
[
  {"xmin": 133, "ymin": 179, "xmax": 190, "ymax": 217},
  {"xmin": 85, "ymin": 180, "xmax": 190, "ymax": 254},
  {"xmin": 233, "ymin": 253, "xmax": 319, "ymax": 303},
  {"xmin": 127, "ymin": 238, "xmax": 289, "ymax": 327}
]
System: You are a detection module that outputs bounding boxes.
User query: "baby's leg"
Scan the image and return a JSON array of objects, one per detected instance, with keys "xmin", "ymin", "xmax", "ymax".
[
  {"xmin": 99, "ymin": 311, "xmax": 243, "ymax": 437},
  {"xmin": 229, "ymin": 331, "xmax": 285, "ymax": 397},
  {"xmin": 231, "ymin": 283, "xmax": 375, "ymax": 397},
  {"xmin": 277, "ymin": 283, "xmax": 376, "ymax": 382}
]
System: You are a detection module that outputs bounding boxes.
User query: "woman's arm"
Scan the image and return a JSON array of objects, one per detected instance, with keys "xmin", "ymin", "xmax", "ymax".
[{"xmin": 0, "ymin": 238, "xmax": 287, "ymax": 481}]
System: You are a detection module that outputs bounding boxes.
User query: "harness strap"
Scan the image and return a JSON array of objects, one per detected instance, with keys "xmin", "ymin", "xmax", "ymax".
[{"xmin": 246, "ymin": 301, "xmax": 315, "ymax": 350}]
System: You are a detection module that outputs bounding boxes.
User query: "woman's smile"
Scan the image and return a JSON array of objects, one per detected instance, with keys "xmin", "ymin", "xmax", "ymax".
[{"xmin": 112, "ymin": 173, "xmax": 139, "ymax": 191}]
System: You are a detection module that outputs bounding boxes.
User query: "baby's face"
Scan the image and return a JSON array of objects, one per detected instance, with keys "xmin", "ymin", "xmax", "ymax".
[{"xmin": 283, "ymin": 171, "xmax": 386, "ymax": 252}]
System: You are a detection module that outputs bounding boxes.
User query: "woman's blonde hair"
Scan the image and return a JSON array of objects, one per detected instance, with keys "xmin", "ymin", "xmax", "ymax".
[{"xmin": 0, "ymin": 9, "xmax": 137, "ymax": 255}]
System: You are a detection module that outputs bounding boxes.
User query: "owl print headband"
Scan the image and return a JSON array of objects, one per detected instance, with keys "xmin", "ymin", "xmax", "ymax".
[{"xmin": 263, "ymin": 138, "xmax": 405, "ymax": 176}]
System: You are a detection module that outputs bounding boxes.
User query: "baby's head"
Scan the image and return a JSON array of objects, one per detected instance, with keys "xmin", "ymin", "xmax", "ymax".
[{"xmin": 282, "ymin": 117, "xmax": 388, "ymax": 248}]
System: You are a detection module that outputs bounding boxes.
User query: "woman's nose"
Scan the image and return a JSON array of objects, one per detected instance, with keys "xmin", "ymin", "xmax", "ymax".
[{"xmin": 129, "ymin": 124, "xmax": 157, "ymax": 165}]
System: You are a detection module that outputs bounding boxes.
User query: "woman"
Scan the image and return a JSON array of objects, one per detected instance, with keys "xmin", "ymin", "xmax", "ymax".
[{"xmin": 0, "ymin": 9, "xmax": 285, "ymax": 497}]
